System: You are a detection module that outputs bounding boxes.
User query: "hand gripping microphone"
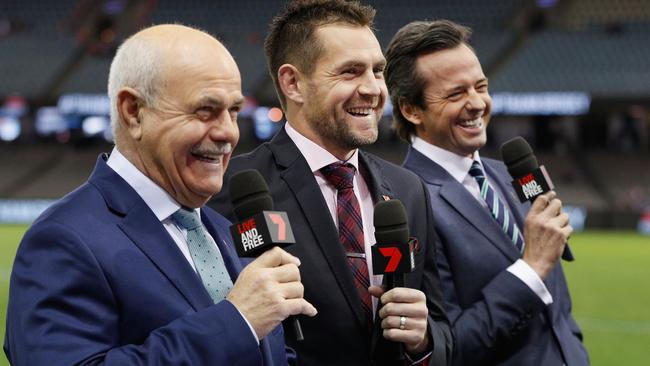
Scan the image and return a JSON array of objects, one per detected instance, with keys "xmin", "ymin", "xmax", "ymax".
[
  {"xmin": 228, "ymin": 169, "xmax": 304, "ymax": 341},
  {"xmin": 371, "ymin": 199, "xmax": 416, "ymax": 361},
  {"xmin": 500, "ymin": 137, "xmax": 574, "ymax": 261}
]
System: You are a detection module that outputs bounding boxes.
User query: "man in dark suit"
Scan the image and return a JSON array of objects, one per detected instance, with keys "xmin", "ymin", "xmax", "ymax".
[
  {"xmin": 4, "ymin": 24, "xmax": 316, "ymax": 366},
  {"xmin": 210, "ymin": 1, "xmax": 452, "ymax": 365},
  {"xmin": 384, "ymin": 20, "xmax": 589, "ymax": 365}
]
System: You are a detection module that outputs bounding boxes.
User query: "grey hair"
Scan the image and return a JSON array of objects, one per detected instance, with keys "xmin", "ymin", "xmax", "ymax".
[{"xmin": 107, "ymin": 35, "xmax": 162, "ymax": 141}]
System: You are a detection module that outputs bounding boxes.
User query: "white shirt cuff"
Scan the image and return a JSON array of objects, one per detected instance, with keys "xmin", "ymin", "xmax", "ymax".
[{"xmin": 506, "ymin": 259, "xmax": 553, "ymax": 305}]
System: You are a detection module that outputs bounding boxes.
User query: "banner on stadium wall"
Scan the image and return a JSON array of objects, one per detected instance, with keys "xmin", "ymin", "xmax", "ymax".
[{"xmin": 0, "ymin": 199, "xmax": 55, "ymax": 224}]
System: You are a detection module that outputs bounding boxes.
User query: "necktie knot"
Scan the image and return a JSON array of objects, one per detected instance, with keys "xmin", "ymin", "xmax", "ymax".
[
  {"xmin": 320, "ymin": 162, "xmax": 356, "ymax": 190},
  {"xmin": 171, "ymin": 208, "xmax": 201, "ymax": 230},
  {"xmin": 468, "ymin": 160, "xmax": 485, "ymax": 179}
]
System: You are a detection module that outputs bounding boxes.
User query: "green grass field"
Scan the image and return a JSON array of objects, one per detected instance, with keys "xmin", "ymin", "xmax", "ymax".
[{"xmin": 0, "ymin": 226, "xmax": 648, "ymax": 365}]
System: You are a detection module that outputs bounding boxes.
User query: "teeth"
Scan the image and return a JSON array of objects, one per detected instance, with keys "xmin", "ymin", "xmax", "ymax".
[
  {"xmin": 191, "ymin": 143, "xmax": 232, "ymax": 162},
  {"xmin": 347, "ymin": 107, "xmax": 373, "ymax": 116},
  {"xmin": 459, "ymin": 118, "xmax": 483, "ymax": 128},
  {"xmin": 194, "ymin": 153, "xmax": 218, "ymax": 161}
]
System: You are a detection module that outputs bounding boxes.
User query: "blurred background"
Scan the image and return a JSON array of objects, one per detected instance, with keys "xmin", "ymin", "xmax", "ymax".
[{"xmin": 0, "ymin": 0, "xmax": 648, "ymax": 365}]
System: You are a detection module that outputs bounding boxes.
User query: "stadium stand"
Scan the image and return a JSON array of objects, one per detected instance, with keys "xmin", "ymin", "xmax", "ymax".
[
  {"xmin": 489, "ymin": 28, "xmax": 650, "ymax": 96},
  {"xmin": 0, "ymin": 0, "xmax": 649, "ymax": 228}
]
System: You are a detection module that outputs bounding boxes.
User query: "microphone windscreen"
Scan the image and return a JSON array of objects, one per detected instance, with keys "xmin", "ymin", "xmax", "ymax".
[
  {"xmin": 229, "ymin": 169, "xmax": 274, "ymax": 220},
  {"xmin": 501, "ymin": 137, "xmax": 539, "ymax": 178},
  {"xmin": 374, "ymin": 200, "xmax": 409, "ymax": 245}
]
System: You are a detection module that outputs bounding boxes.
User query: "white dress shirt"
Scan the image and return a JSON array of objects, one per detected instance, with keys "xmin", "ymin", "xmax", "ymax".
[
  {"xmin": 412, "ymin": 137, "xmax": 553, "ymax": 305},
  {"xmin": 106, "ymin": 147, "xmax": 260, "ymax": 341}
]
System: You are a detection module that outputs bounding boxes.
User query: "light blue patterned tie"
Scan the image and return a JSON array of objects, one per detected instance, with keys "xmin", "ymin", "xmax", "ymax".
[
  {"xmin": 172, "ymin": 207, "xmax": 233, "ymax": 302},
  {"xmin": 469, "ymin": 161, "xmax": 525, "ymax": 252}
]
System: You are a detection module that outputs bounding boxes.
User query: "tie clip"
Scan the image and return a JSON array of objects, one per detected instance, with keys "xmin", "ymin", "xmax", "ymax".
[{"xmin": 346, "ymin": 252, "xmax": 366, "ymax": 259}]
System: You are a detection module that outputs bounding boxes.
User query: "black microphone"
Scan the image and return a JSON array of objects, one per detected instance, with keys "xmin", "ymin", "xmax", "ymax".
[
  {"xmin": 228, "ymin": 169, "xmax": 304, "ymax": 341},
  {"xmin": 501, "ymin": 137, "xmax": 555, "ymax": 203},
  {"xmin": 229, "ymin": 170, "xmax": 295, "ymax": 257},
  {"xmin": 500, "ymin": 137, "xmax": 574, "ymax": 261},
  {"xmin": 371, "ymin": 199, "xmax": 415, "ymax": 361}
]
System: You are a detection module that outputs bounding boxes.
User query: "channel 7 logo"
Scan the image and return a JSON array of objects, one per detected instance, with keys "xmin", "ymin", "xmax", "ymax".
[{"xmin": 371, "ymin": 241, "xmax": 415, "ymax": 274}]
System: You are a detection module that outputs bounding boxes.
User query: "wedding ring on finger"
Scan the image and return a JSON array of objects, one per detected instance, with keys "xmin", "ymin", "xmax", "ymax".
[{"xmin": 399, "ymin": 316, "xmax": 406, "ymax": 330}]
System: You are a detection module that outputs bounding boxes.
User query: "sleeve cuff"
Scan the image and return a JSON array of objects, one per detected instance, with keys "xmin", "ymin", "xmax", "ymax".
[
  {"xmin": 507, "ymin": 259, "xmax": 553, "ymax": 305},
  {"xmin": 226, "ymin": 300, "xmax": 260, "ymax": 345}
]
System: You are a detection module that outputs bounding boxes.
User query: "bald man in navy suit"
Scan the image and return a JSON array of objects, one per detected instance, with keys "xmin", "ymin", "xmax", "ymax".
[{"xmin": 5, "ymin": 24, "xmax": 316, "ymax": 366}]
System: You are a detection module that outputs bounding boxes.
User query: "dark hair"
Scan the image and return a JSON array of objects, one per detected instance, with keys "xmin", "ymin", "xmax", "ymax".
[
  {"xmin": 264, "ymin": 0, "xmax": 376, "ymax": 110},
  {"xmin": 384, "ymin": 20, "xmax": 472, "ymax": 141}
]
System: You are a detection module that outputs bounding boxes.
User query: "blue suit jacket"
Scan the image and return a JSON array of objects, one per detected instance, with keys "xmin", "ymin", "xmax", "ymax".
[
  {"xmin": 4, "ymin": 154, "xmax": 291, "ymax": 366},
  {"xmin": 403, "ymin": 147, "xmax": 589, "ymax": 366}
]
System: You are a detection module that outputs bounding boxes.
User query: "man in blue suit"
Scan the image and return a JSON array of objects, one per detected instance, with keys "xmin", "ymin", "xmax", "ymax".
[
  {"xmin": 4, "ymin": 24, "xmax": 316, "ymax": 366},
  {"xmin": 384, "ymin": 20, "xmax": 589, "ymax": 365}
]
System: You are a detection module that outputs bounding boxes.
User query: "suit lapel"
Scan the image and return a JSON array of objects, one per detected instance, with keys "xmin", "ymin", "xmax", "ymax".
[
  {"xmin": 269, "ymin": 129, "xmax": 370, "ymax": 331},
  {"xmin": 359, "ymin": 151, "xmax": 394, "ymax": 203},
  {"xmin": 90, "ymin": 155, "xmax": 214, "ymax": 311},
  {"xmin": 404, "ymin": 147, "xmax": 521, "ymax": 263}
]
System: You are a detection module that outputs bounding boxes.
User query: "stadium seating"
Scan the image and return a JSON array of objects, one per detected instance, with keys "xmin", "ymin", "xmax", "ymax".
[{"xmin": 1, "ymin": 0, "xmax": 649, "ymax": 227}]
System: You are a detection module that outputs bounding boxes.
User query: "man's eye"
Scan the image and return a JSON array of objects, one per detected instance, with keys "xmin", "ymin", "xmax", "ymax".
[
  {"xmin": 447, "ymin": 92, "xmax": 463, "ymax": 100},
  {"xmin": 196, "ymin": 107, "xmax": 213, "ymax": 117}
]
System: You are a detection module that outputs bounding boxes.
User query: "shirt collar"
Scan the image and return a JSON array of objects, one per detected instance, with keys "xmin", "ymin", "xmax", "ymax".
[
  {"xmin": 285, "ymin": 122, "xmax": 360, "ymax": 172},
  {"xmin": 106, "ymin": 147, "xmax": 196, "ymax": 221},
  {"xmin": 411, "ymin": 136, "xmax": 483, "ymax": 183}
]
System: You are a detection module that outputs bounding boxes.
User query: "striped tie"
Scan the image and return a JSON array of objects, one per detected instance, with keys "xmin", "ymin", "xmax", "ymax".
[
  {"xmin": 172, "ymin": 207, "xmax": 233, "ymax": 302},
  {"xmin": 320, "ymin": 162, "xmax": 372, "ymax": 323},
  {"xmin": 469, "ymin": 161, "xmax": 525, "ymax": 252}
]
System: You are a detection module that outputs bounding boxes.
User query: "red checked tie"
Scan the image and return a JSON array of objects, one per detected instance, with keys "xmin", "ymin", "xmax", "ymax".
[{"xmin": 320, "ymin": 162, "xmax": 373, "ymax": 323}]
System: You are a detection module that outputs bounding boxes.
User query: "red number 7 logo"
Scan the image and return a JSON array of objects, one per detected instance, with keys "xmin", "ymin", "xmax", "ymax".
[{"xmin": 378, "ymin": 247, "xmax": 402, "ymax": 272}]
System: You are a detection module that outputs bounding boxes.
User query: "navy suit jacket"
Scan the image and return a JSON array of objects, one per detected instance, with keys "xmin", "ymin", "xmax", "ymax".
[
  {"xmin": 4, "ymin": 155, "xmax": 290, "ymax": 366},
  {"xmin": 403, "ymin": 147, "xmax": 589, "ymax": 366},
  {"xmin": 210, "ymin": 128, "xmax": 452, "ymax": 366}
]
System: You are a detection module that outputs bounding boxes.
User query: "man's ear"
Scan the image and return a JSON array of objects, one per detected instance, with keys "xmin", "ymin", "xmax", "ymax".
[
  {"xmin": 399, "ymin": 98, "xmax": 423, "ymax": 126},
  {"xmin": 116, "ymin": 87, "xmax": 144, "ymax": 140},
  {"xmin": 278, "ymin": 64, "xmax": 304, "ymax": 105}
]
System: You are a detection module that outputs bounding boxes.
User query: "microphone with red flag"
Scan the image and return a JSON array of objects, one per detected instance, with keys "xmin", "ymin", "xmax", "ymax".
[
  {"xmin": 501, "ymin": 137, "xmax": 574, "ymax": 261},
  {"xmin": 371, "ymin": 199, "xmax": 415, "ymax": 286},
  {"xmin": 228, "ymin": 169, "xmax": 304, "ymax": 340},
  {"xmin": 371, "ymin": 199, "xmax": 415, "ymax": 361},
  {"xmin": 229, "ymin": 170, "xmax": 295, "ymax": 257},
  {"xmin": 501, "ymin": 136, "xmax": 555, "ymax": 203}
]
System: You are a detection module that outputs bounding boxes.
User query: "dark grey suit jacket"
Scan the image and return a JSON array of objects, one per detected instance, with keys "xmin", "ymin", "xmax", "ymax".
[
  {"xmin": 403, "ymin": 146, "xmax": 589, "ymax": 366},
  {"xmin": 210, "ymin": 128, "xmax": 452, "ymax": 365}
]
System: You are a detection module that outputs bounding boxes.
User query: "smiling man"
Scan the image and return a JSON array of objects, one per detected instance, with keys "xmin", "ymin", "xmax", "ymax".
[
  {"xmin": 4, "ymin": 24, "xmax": 316, "ymax": 366},
  {"xmin": 210, "ymin": 1, "xmax": 451, "ymax": 365},
  {"xmin": 385, "ymin": 20, "xmax": 589, "ymax": 366}
]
